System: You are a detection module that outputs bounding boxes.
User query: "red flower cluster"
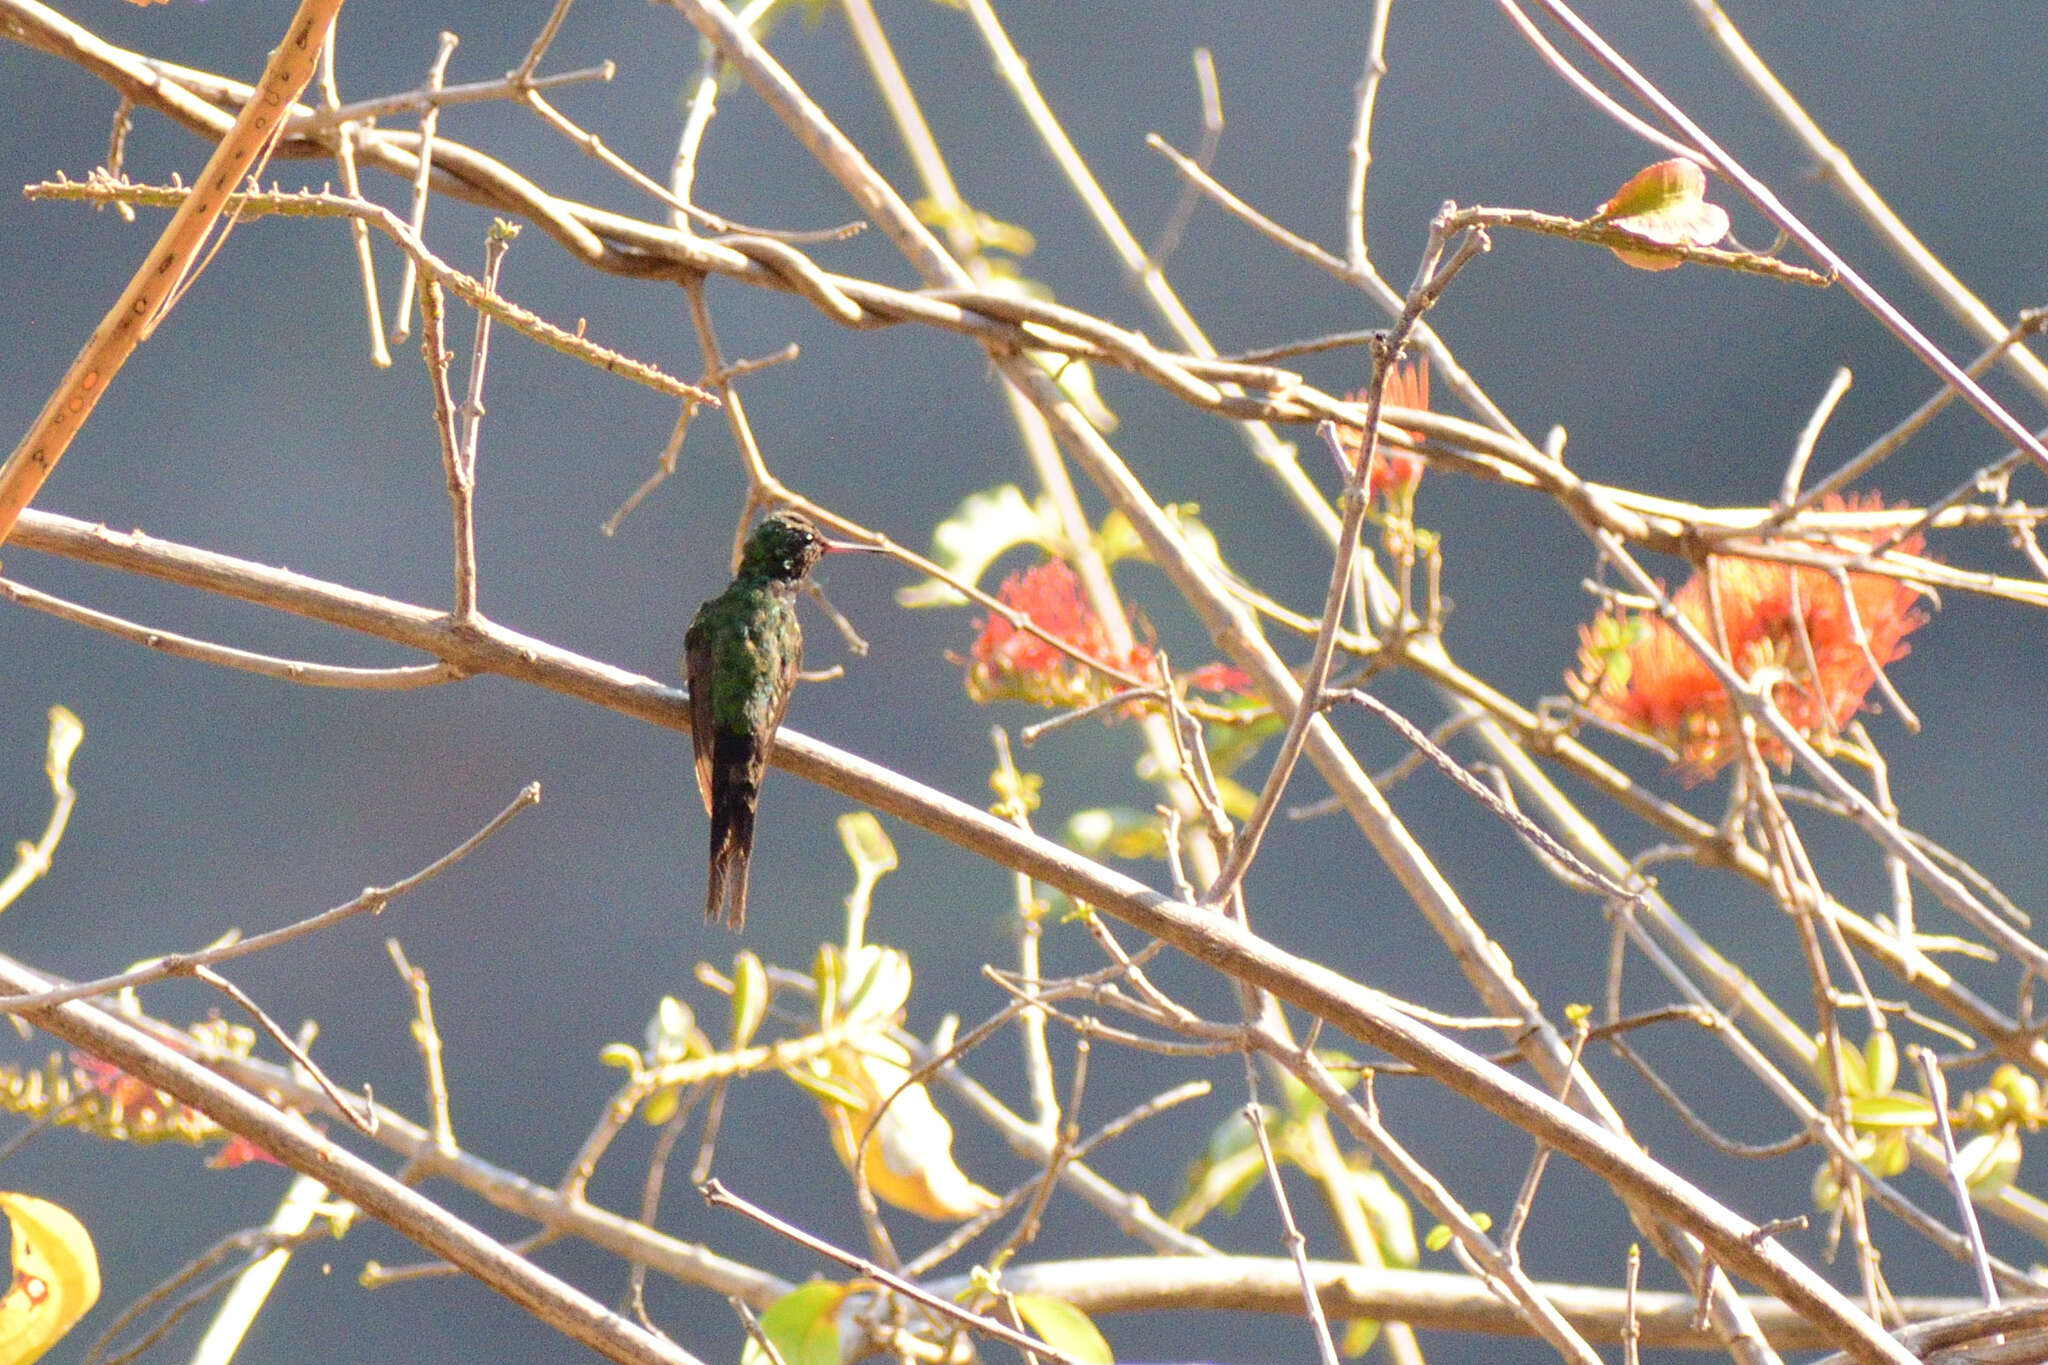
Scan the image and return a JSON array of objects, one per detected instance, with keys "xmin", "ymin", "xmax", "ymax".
[
  {"xmin": 1335, "ymin": 361, "xmax": 1429, "ymax": 500},
  {"xmin": 1572, "ymin": 499, "xmax": 1929, "ymax": 779},
  {"xmin": 70, "ymin": 1051, "xmax": 282, "ymax": 1168},
  {"xmin": 966, "ymin": 561, "xmax": 1155, "ymax": 708}
]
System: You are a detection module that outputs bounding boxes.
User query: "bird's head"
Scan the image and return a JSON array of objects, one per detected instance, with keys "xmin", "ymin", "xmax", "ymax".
[{"xmin": 738, "ymin": 511, "xmax": 830, "ymax": 583}]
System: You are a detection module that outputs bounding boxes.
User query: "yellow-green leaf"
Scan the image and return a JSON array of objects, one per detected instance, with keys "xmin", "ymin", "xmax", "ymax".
[
  {"xmin": 785, "ymin": 1061, "xmax": 866, "ymax": 1112},
  {"xmin": 598, "ymin": 1043, "xmax": 643, "ymax": 1073},
  {"xmin": 838, "ymin": 812, "xmax": 898, "ymax": 950},
  {"xmin": 1350, "ymin": 1165, "xmax": 1418, "ymax": 1270},
  {"xmin": 641, "ymin": 1086, "xmax": 681, "ymax": 1127},
  {"xmin": 0, "ymin": 1192, "xmax": 99, "ymax": 1365},
  {"xmin": 1960, "ymin": 1128, "xmax": 2023, "ymax": 1199},
  {"xmin": 1863, "ymin": 1030, "xmax": 1899, "ymax": 1095},
  {"xmin": 43, "ymin": 708, "xmax": 82, "ymax": 786},
  {"xmin": 730, "ymin": 951, "xmax": 769, "ymax": 1050},
  {"xmin": 1811, "ymin": 1161, "xmax": 1841, "ymax": 1213},
  {"xmin": 1869, "ymin": 1132, "xmax": 1911, "ymax": 1180},
  {"xmin": 1340, "ymin": 1317, "xmax": 1382, "ymax": 1358},
  {"xmin": 813, "ymin": 945, "xmax": 841, "ymax": 1028},
  {"xmin": 744, "ymin": 1281, "xmax": 849, "ymax": 1365},
  {"xmin": 646, "ymin": 995, "xmax": 700, "ymax": 1065},
  {"xmin": 1095, "ymin": 504, "xmax": 1225, "ymax": 573},
  {"xmin": 1424, "ymin": 1211, "xmax": 1489, "ymax": 1252},
  {"xmin": 1012, "ymin": 1293, "xmax": 1113, "ymax": 1365},
  {"xmin": 1814, "ymin": 1034, "xmax": 1870, "ymax": 1097},
  {"xmin": 896, "ymin": 486, "xmax": 1062, "ymax": 608},
  {"xmin": 1063, "ymin": 807, "xmax": 1167, "ymax": 860},
  {"xmin": 1848, "ymin": 1093, "xmax": 1935, "ymax": 1130},
  {"xmin": 1170, "ymin": 1123, "xmax": 1267, "ymax": 1228},
  {"xmin": 840, "ymin": 945, "xmax": 912, "ymax": 1025}
]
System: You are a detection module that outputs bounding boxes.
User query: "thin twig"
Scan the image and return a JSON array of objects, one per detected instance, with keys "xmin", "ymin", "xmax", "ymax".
[
  {"xmin": 1785, "ymin": 310, "xmax": 2048, "ymax": 519},
  {"xmin": 1492, "ymin": 0, "xmax": 1703, "ymax": 163},
  {"xmin": 29, "ymin": 179, "xmax": 718, "ymax": 404},
  {"xmin": 1207, "ymin": 222, "xmax": 1492, "ymax": 906},
  {"xmin": 387, "ymin": 939, "xmax": 457, "ymax": 1155},
  {"xmin": 1343, "ymin": 1, "xmax": 1394, "ymax": 273},
  {"xmin": 0, "ymin": 704, "xmax": 82, "ymax": 914},
  {"xmin": 0, "ymin": 577, "xmax": 462, "ymax": 690},
  {"xmin": 317, "ymin": 26, "xmax": 390, "ymax": 366},
  {"xmin": 1, "ymin": 951, "xmax": 706, "ymax": 1365},
  {"xmin": 1243, "ymin": 1091, "xmax": 1343, "ymax": 1365},
  {"xmin": 297, "ymin": 61, "xmax": 613, "ymax": 134},
  {"xmin": 389, "ymin": 30, "xmax": 457, "ymax": 343},
  {"xmin": 1780, "ymin": 367, "xmax": 1853, "ymax": 505},
  {"xmin": 1911, "ymin": 1048, "xmax": 1999, "ymax": 1308},
  {"xmin": 1691, "ymin": 0, "xmax": 2048, "ymax": 408},
  {"xmin": 1146, "ymin": 47, "xmax": 1222, "ymax": 271},
  {"xmin": 187, "ymin": 1173, "xmax": 336, "ymax": 1365},
  {"xmin": 420, "ymin": 277, "xmax": 478, "ymax": 618},
  {"xmin": 0, "ymin": 784, "xmax": 539, "ymax": 1014},
  {"xmin": 700, "ymin": 1179, "xmax": 1083, "ymax": 1365}
]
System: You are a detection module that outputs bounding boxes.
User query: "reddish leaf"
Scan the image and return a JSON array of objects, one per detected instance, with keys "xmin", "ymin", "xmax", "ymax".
[{"xmin": 1594, "ymin": 159, "xmax": 1731, "ymax": 270}]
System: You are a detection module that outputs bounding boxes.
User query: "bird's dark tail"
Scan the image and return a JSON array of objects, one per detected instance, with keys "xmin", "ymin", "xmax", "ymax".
[
  {"xmin": 706, "ymin": 824, "xmax": 752, "ymax": 930},
  {"xmin": 705, "ymin": 740, "xmax": 759, "ymax": 930}
]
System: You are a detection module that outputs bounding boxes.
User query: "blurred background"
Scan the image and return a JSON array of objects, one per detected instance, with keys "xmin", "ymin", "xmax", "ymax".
[{"xmin": 1, "ymin": 1, "xmax": 2044, "ymax": 1361}]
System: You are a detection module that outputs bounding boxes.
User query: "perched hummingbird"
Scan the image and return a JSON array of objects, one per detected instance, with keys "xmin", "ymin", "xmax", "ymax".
[{"xmin": 683, "ymin": 511, "xmax": 846, "ymax": 931}]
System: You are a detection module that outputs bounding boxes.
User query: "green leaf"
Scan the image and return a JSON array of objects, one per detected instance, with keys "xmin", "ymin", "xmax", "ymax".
[
  {"xmin": 1810, "ymin": 1161, "xmax": 1841, "ymax": 1213},
  {"xmin": 744, "ymin": 1281, "xmax": 849, "ymax": 1365},
  {"xmin": 730, "ymin": 951, "xmax": 769, "ymax": 1050},
  {"xmin": 1012, "ymin": 1294, "xmax": 1113, "ymax": 1365},
  {"xmin": 895, "ymin": 486, "xmax": 1062, "ymax": 608},
  {"xmin": 1063, "ymin": 807, "xmax": 1167, "ymax": 860},
  {"xmin": 1814, "ymin": 1034, "xmax": 1870, "ymax": 1097}
]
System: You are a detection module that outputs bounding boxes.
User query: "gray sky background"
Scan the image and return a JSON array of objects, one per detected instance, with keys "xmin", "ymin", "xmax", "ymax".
[{"xmin": 2, "ymin": 3, "xmax": 2045, "ymax": 1362}]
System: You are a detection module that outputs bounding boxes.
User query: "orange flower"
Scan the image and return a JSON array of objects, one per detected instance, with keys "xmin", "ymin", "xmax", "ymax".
[
  {"xmin": 966, "ymin": 560, "xmax": 1154, "ymax": 708},
  {"xmin": 1572, "ymin": 499, "xmax": 1929, "ymax": 779},
  {"xmin": 1335, "ymin": 361, "xmax": 1429, "ymax": 500}
]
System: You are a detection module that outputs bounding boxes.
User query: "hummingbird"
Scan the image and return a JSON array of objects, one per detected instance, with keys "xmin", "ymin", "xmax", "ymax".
[{"xmin": 683, "ymin": 511, "xmax": 854, "ymax": 930}]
